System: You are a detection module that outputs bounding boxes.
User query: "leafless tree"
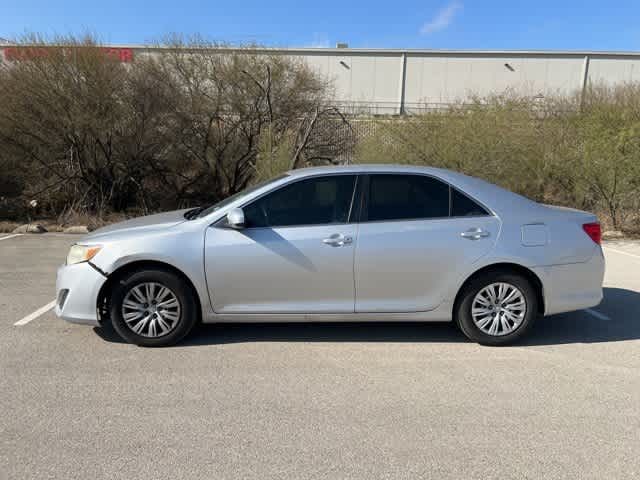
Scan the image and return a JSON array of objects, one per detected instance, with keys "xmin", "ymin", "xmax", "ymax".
[
  {"xmin": 144, "ymin": 38, "xmax": 354, "ymax": 204},
  {"xmin": 0, "ymin": 35, "xmax": 354, "ymax": 217}
]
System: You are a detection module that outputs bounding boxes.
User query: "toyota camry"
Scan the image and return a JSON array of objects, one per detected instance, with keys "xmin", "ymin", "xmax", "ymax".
[{"xmin": 55, "ymin": 165, "xmax": 604, "ymax": 346}]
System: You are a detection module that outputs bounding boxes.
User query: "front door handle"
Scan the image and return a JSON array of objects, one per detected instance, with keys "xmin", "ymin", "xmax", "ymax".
[
  {"xmin": 323, "ymin": 233, "xmax": 353, "ymax": 247},
  {"xmin": 461, "ymin": 228, "xmax": 490, "ymax": 240}
]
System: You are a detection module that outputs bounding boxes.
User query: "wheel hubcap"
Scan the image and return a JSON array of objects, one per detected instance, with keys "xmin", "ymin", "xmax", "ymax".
[
  {"xmin": 122, "ymin": 282, "xmax": 181, "ymax": 338},
  {"xmin": 471, "ymin": 282, "xmax": 526, "ymax": 336}
]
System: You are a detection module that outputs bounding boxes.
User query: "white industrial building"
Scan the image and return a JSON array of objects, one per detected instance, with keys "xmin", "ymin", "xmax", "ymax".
[
  {"xmin": 2, "ymin": 44, "xmax": 640, "ymax": 114},
  {"xmin": 281, "ymin": 48, "xmax": 640, "ymax": 114}
]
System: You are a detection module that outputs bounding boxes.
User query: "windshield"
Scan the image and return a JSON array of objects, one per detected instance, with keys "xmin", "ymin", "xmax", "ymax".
[{"xmin": 196, "ymin": 174, "xmax": 289, "ymax": 218}]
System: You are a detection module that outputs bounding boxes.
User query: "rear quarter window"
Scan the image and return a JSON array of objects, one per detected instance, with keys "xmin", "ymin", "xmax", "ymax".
[{"xmin": 451, "ymin": 188, "xmax": 490, "ymax": 217}]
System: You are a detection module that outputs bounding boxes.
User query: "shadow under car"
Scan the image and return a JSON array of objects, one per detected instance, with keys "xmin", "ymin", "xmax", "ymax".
[{"xmin": 93, "ymin": 287, "xmax": 639, "ymax": 347}]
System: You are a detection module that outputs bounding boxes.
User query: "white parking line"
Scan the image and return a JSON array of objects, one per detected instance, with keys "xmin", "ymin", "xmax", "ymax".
[
  {"xmin": 604, "ymin": 246, "xmax": 640, "ymax": 260},
  {"xmin": 14, "ymin": 300, "xmax": 56, "ymax": 326},
  {"xmin": 585, "ymin": 308, "xmax": 611, "ymax": 321},
  {"xmin": 0, "ymin": 234, "xmax": 23, "ymax": 241}
]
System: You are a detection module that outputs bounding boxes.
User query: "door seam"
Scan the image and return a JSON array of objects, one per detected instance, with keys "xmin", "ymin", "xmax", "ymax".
[{"xmin": 352, "ymin": 222, "xmax": 360, "ymax": 313}]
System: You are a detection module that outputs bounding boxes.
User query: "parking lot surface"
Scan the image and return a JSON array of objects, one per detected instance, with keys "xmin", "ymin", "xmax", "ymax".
[{"xmin": 1, "ymin": 234, "xmax": 640, "ymax": 479}]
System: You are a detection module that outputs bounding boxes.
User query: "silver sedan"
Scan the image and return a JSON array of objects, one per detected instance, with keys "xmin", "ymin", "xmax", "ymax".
[{"xmin": 55, "ymin": 165, "xmax": 605, "ymax": 346}]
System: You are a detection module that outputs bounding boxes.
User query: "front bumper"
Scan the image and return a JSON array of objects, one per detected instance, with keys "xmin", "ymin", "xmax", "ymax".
[{"xmin": 55, "ymin": 262, "xmax": 107, "ymax": 326}]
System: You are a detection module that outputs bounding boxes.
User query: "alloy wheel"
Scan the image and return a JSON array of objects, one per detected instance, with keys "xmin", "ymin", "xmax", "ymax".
[
  {"xmin": 121, "ymin": 282, "xmax": 181, "ymax": 338},
  {"xmin": 471, "ymin": 282, "xmax": 527, "ymax": 336}
]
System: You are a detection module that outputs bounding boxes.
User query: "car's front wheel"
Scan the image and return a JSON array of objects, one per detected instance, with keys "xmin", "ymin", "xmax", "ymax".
[
  {"xmin": 109, "ymin": 268, "xmax": 198, "ymax": 347},
  {"xmin": 455, "ymin": 271, "xmax": 538, "ymax": 346}
]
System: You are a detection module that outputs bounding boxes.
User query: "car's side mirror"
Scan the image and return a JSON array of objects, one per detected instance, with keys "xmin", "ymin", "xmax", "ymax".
[{"xmin": 225, "ymin": 208, "xmax": 245, "ymax": 229}]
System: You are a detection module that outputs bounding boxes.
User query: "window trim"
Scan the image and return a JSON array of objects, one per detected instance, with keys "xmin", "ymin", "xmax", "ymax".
[
  {"xmin": 216, "ymin": 172, "xmax": 361, "ymax": 230},
  {"xmin": 350, "ymin": 174, "xmax": 366, "ymax": 224},
  {"xmin": 360, "ymin": 173, "xmax": 494, "ymax": 225}
]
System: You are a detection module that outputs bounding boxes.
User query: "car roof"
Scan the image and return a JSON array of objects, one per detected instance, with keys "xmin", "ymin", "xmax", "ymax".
[
  {"xmin": 287, "ymin": 164, "xmax": 450, "ymax": 177},
  {"xmin": 287, "ymin": 164, "xmax": 478, "ymax": 190},
  {"xmin": 287, "ymin": 164, "xmax": 543, "ymax": 220}
]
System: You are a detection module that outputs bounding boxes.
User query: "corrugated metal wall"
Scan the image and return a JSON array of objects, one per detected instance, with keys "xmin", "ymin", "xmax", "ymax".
[{"xmin": 279, "ymin": 50, "xmax": 640, "ymax": 114}]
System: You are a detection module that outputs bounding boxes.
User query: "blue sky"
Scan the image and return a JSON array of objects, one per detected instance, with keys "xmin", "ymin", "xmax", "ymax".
[{"xmin": 1, "ymin": 1, "xmax": 639, "ymax": 51}]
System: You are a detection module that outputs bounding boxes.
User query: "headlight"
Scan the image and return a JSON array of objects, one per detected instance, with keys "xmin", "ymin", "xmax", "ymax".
[{"xmin": 66, "ymin": 244, "xmax": 102, "ymax": 265}]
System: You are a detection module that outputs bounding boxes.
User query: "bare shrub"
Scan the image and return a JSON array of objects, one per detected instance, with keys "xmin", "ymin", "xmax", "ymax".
[
  {"xmin": 0, "ymin": 35, "xmax": 353, "ymax": 218},
  {"xmin": 355, "ymin": 86, "xmax": 640, "ymax": 232}
]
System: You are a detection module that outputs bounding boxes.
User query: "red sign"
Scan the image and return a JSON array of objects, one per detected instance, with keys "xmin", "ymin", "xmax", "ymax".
[
  {"xmin": 2, "ymin": 46, "xmax": 134, "ymax": 63},
  {"xmin": 103, "ymin": 47, "xmax": 134, "ymax": 63}
]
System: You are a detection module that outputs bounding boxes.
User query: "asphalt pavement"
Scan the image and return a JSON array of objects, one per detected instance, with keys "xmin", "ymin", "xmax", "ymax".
[{"xmin": 1, "ymin": 233, "xmax": 639, "ymax": 479}]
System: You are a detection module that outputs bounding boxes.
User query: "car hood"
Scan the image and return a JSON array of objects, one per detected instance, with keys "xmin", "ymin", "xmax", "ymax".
[{"xmin": 81, "ymin": 209, "xmax": 190, "ymax": 242}]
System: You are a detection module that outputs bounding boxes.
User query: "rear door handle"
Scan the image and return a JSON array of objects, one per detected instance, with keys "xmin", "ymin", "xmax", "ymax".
[
  {"xmin": 461, "ymin": 228, "xmax": 490, "ymax": 240},
  {"xmin": 323, "ymin": 233, "xmax": 353, "ymax": 247}
]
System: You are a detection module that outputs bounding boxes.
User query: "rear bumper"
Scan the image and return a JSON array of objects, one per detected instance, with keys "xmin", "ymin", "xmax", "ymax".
[
  {"xmin": 533, "ymin": 248, "xmax": 605, "ymax": 316},
  {"xmin": 55, "ymin": 262, "xmax": 107, "ymax": 327}
]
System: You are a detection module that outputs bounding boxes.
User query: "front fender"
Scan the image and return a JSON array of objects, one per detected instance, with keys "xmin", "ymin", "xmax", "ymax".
[{"xmin": 91, "ymin": 227, "xmax": 213, "ymax": 319}]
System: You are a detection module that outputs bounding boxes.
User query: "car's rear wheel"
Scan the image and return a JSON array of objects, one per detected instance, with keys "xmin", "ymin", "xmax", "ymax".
[
  {"xmin": 455, "ymin": 272, "xmax": 538, "ymax": 346},
  {"xmin": 109, "ymin": 269, "xmax": 198, "ymax": 347}
]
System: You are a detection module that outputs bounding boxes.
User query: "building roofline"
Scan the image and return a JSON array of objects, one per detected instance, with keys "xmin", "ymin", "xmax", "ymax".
[{"xmin": 1, "ymin": 43, "xmax": 640, "ymax": 58}]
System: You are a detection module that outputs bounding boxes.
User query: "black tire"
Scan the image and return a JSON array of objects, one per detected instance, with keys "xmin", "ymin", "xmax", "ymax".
[
  {"xmin": 455, "ymin": 271, "xmax": 538, "ymax": 346},
  {"xmin": 109, "ymin": 268, "xmax": 198, "ymax": 347}
]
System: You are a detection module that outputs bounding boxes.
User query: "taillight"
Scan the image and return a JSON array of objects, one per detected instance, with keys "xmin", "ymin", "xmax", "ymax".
[{"xmin": 582, "ymin": 222, "xmax": 601, "ymax": 245}]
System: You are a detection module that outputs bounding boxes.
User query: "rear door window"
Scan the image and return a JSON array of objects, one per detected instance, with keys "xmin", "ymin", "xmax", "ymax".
[{"xmin": 366, "ymin": 174, "xmax": 450, "ymax": 222}]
